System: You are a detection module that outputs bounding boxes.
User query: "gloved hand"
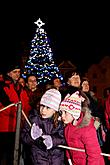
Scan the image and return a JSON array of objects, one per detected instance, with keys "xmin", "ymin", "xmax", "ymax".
[
  {"xmin": 42, "ymin": 135, "xmax": 53, "ymax": 149},
  {"xmin": 31, "ymin": 123, "xmax": 43, "ymax": 140},
  {"xmin": 94, "ymin": 119, "xmax": 101, "ymax": 130}
]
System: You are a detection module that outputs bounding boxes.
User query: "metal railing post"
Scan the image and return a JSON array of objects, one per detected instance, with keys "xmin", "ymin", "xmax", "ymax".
[{"xmin": 13, "ymin": 101, "xmax": 22, "ymax": 165}]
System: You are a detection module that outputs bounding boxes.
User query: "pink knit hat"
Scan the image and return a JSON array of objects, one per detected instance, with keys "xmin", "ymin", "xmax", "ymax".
[
  {"xmin": 60, "ymin": 91, "xmax": 85, "ymax": 119},
  {"xmin": 40, "ymin": 88, "xmax": 61, "ymax": 111}
]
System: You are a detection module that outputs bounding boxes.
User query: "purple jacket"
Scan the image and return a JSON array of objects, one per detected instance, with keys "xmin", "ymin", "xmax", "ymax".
[{"xmin": 21, "ymin": 109, "xmax": 65, "ymax": 165}]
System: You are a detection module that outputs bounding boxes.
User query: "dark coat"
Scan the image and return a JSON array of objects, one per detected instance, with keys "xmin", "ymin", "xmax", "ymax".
[
  {"xmin": 83, "ymin": 91, "xmax": 99, "ymax": 117},
  {"xmin": 21, "ymin": 109, "xmax": 65, "ymax": 165}
]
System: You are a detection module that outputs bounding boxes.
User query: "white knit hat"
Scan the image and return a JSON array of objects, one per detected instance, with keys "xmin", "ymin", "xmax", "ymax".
[
  {"xmin": 40, "ymin": 88, "xmax": 61, "ymax": 111},
  {"xmin": 60, "ymin": 91, "xmax": 85, "ymax": 119}
]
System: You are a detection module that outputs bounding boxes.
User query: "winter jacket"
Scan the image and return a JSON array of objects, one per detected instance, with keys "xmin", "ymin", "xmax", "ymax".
[
  {"xmin": 21, "ymin": 109, "xmax": 65, "ymax": 165},
  {"xmin": 64, "ymin": 109, "xmax": 105, "ymax": 165},
  {"xmin": 0, "ymin": 78, "xmax": 31, "ymax": 132}
]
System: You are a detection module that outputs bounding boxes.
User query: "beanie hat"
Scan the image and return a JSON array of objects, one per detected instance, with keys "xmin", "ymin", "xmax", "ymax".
[
  {"xmin": 40, "ymin": 88, "xmax": 61, "ymax": 111},
  {"xmin": 60, "ymin": 91, "xmax": 85, "ymax": 119},
  {"xmin": 0, "ymin": 62, "xmax": 20, "ymax": 75},
  {"xmin": 6, "ymin": 64, "xmax": 20, "ymax": 73}
]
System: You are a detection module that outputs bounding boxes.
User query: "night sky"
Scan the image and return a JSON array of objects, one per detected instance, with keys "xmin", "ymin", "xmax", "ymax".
[{"xmin": 1, "ymin": 2, "xmax": 110, "ymax": 74}]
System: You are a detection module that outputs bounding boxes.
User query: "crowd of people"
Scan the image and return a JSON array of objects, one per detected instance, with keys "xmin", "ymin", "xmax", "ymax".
[{"xmin": 0, "ymin": 62, "xmax": 110, "ymax": 165}]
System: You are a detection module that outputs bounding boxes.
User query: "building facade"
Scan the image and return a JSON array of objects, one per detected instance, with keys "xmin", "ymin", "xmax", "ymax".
[{"xmin": 85, "ymin": 56, "xmax": 110, "ymax": 98}]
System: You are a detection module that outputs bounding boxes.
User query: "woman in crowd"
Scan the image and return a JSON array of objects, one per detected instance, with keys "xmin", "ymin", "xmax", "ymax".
[
  {"xmin": 23, "ymin": 74, "xmax": 44, "ymax": 111},
  {"xmin": 81, "ymin": 77, "xmax": 106, "ymax": 148}
]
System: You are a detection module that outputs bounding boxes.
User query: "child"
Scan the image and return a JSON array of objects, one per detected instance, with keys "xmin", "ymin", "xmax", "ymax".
[
  {"xmin": 60, "ymin": 91, "xmax": 105, "ymax": 165},
  {"xmin": 21, "ymin": 88, "xmax": 65, "ymax": 165}
]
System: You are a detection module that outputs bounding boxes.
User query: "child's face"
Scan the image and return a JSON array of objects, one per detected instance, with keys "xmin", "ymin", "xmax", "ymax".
[
  {"xmin": 61, "ymin": 110, "xmax": 74, "ymax": 124},
  {"xmin": 40, "ymin": 105, "xmax": 55, "ymax": 118}
]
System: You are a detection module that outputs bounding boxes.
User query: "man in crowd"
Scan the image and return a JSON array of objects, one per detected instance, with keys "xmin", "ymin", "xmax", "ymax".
[{"xmin": 0, "ymin": 62, "xmax": 31, "ymax": 165}]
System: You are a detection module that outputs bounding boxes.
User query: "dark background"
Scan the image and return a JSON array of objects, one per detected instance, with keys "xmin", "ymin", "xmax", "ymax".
[{"xmin": 1, "ymin": 2, "xmax": 110, "ymax": 74}]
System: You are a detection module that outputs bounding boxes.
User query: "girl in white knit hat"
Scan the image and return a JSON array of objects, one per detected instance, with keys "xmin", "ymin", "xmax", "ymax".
[{"xmin": 21, "ymin": 88, "xmax": 66, "ymax": 165}]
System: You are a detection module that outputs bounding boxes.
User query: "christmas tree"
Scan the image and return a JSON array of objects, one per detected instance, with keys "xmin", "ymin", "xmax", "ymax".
[{"xmin": 22, "ymin": 18, "xmax": 63, "ymax": 84}]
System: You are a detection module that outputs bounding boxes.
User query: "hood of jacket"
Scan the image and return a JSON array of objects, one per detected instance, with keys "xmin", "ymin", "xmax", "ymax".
[{"xmin": 76, "ymin": 107, "xmax": 93, "ymax": 128}]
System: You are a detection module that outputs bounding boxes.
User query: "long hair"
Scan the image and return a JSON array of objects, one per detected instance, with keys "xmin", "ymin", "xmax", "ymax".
[{"xmin": 53, "ymin": 112, "xmax": 59, "ymax": 128}]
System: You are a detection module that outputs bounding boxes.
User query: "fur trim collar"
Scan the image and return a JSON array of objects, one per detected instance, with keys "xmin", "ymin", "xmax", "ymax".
[{"xmin": 77, "ymin": 107, "xmax": 92, "ymax": 128}]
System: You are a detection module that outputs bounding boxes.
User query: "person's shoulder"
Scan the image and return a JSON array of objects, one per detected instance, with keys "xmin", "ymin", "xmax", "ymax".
[
  {"xmin": 29, "ymin": 109, "xmax": 40, "ymax": 118},
  {"xmin": 28, "ymin": 109, "xmax": 41, "ymax": 123},
  {"xmin": 0, "ymin": 79, "xmax": 12, "ymax": 88}
]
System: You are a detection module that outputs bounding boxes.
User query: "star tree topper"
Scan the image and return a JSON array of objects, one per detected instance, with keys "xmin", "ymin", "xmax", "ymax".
[{"xmin": 34, "ymin": 18, "xmax": 45, "ymax": 28}]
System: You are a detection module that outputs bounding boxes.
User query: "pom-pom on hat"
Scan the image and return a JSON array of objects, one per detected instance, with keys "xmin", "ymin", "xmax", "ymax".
[
  {"xmin": 60, "ymin": 91, "xmax": 85, "ymax": 119},
  {"xmin": 40, "ymin": 88, "xmax": 61, "ymax": 111}
]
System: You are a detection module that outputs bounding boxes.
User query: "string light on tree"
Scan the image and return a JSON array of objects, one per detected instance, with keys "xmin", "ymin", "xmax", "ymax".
[{"xmin": 22, "ymin": 18, "xmax": 63, "ymax": 84}]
